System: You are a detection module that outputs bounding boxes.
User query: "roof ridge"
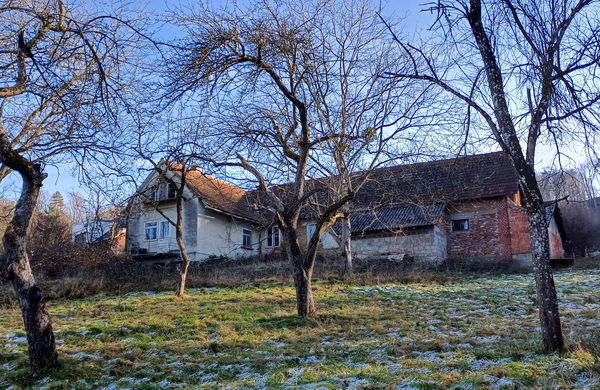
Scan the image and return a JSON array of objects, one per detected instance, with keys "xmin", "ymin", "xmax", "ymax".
[
  {"xmin": 366, "ymin": 151, "xmax": 507, "ymax": 174},
  {"xmin": 186, "ymin": 169, "xmax": 247, "ymax": 194}
]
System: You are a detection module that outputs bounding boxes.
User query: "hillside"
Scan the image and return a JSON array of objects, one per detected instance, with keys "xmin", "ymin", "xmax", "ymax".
[{"xmin": 1, "ymin": 270, "xmax": 600, "ymax": 389}]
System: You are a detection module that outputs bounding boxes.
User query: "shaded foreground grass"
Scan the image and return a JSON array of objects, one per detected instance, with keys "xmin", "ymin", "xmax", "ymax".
[{"xmin": 1, "ymin": 270, "xmax": 600, "ymax": 389}]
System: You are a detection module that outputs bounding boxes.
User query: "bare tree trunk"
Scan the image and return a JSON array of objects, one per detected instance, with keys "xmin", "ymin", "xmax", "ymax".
[
  {"xmin": 175, "ymin": 242, "xmax": 191, "ymax": 298},
  {"xmin": 528, "ymin": 207, "xmax": 564, "ymax": 352},
  {"xmin": 293, "ymin": 265, "xmax": 315, "ymax": 317},
  {"xmin": 341, "ymin": 216, "xmax": 353, "ymax": 277},
  {"xmin": 174, "ymin": 192, "xmax": 190, "ymax": 298},
  {"xmin": 283, "ymin": 226, "xmax": 316, "ymax": 317},
  {"xmin": 465, "ymin": 0, "xmax": 565, "ymax": 352},
  {"xmin": 1, "ymin": 161, "xmax": 59, "ymax": 371}
]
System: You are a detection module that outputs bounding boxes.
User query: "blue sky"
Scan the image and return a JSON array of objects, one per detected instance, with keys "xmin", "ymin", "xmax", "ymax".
[
  {"xmin": 4, "ymin": 1, "xmax": 438, "ymax": 200},
  {"xmin": 1, "ymin": 1, "xmax": 591, "ymax": 201}
]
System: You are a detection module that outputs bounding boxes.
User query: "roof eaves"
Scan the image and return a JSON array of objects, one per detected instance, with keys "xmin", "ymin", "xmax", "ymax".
[{"xmin": 203, "ymin": 205, "xmax": 260, "ymax": 224}]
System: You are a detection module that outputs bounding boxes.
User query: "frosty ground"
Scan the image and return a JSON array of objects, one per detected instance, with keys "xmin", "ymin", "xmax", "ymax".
[{"xmin": 1, "ymin": 269, "xmax": 600, "ymax": 389}]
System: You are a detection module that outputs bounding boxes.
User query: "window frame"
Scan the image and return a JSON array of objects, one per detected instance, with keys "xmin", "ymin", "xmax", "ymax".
[
  {"xmin": 266, "ymin": 226, "xmax": 280, "ymax": 248},
  {"xmin": 451, "ymin": 219, "xmax": 470, "ymax": 232},
  {"xmin": 167, "ymin": 183, "xmax": 177, "ymax": 200},
  {"xmin": 145, "ymin": 221, "xmax": 158, "ymax": 240},
  {"xmin": 242, "ymin": 228, "xmax": 252, "ymax": 249},
  {"xmin": 159, "ymin": 220, "xmax": 170, "ymax": 239},
  {"xmin": 152, "ymin": 188, "xmax": 160, "ymax": 201}
]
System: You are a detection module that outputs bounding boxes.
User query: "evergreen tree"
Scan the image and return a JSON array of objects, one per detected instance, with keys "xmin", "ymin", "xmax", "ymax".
[{"xmin": 47, "ymin": 192, "xmax": 65, "ymax": 218}]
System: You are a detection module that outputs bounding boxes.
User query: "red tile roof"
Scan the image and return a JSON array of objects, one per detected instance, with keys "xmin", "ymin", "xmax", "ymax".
[
  {"xmin": 171, "ymin": 166, "xmax": 260, "ymax": 222},
  {"xmin": 167, "ymin": 152, "xmax": 519, "ymax": 224}
]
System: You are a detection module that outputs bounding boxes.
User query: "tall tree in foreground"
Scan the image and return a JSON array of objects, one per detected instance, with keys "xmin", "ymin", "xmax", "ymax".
[
  {"xmin": 167, "ymin": 0, "xmax": 431, "ymax": 316},
  {"xmin": 0, "ymin": 0, "xmax": 139, "ymax": 370},
  {"xmin": 383, "ymin": 0, "xmax": 600, "ymax": 351}
]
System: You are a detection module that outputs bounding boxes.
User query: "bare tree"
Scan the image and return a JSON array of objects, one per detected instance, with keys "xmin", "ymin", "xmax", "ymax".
[
  {"xmin": 0, "ymin": 0, "xmax": 141, "ymax": 370},
  {"xmin": 165, "ymin": 0, "xmax": 430, "ymax": 316},
  {"xmin": 133, "ymin": 157, "xmax": 196, "ymax": 298},
  {"xmin": 382, "ymin": 0, "xmax": 600, "ymax": 352}
]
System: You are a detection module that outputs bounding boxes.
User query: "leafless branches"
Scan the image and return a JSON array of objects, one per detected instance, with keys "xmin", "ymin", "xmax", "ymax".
[
  {"xmin": 382, "ymin": 0, "xmax": 600, "ymax": 353},
  {"xmin": 160, "ymin": 0, "xmax": 437, "ymax": 316}
]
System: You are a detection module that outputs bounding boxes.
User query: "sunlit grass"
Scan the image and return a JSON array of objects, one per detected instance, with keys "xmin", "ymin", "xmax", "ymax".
[{"xmin": 1, "ymin": 270, "xmax": 600, "ymax": 389}]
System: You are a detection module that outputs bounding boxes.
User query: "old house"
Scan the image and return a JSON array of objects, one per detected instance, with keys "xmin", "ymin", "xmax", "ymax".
[
  {"xmin": 126, "ymin": 153, "xmax": 566, "ymax": 266},
  {"xmin": 72, "ymin": 219, "xmax": 126, "ymax": 252},
  {"xmin": 126, "ymin": 162, "xmax": 262, "ymax": 261}
]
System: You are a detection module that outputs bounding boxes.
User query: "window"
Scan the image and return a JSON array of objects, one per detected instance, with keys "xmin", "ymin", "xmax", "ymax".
[
  {"xmin": 242, "ymin": 229, "xmax": 252, "ymax": 249},
  {"xmin": 152, "ymin": 189, "xmax": 160, "ymax": 201},
  {"xmin": 452, "ymin": 219, "xmax": 469, "ymax": 232},
  {"xmin": 167, "ymin": 183, "xmax": 177, "ymax": 199},
  {"xmin": 307, "ymin": 223, "xmax": 317, "ymax": 242},
  {"xmin": 145, "ymin": 221, "xmax": 158, "ymax": 240},
  {"xmin": 160, "ymin": 221, "xmax": 170, "ymax": 239},
  {"xmin": 266, "ymin": 226, "xmax": 280, "ymax": 247}
]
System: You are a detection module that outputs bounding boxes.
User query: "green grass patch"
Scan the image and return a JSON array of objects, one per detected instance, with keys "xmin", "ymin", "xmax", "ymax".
[{"xmin": 1, "ymin": 269, "xmax": 600, "ymax": 388}]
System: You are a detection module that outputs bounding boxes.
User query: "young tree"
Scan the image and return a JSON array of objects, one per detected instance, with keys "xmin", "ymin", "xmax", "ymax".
[
  {"xmin": 133, "ymin": 156, "xmax": 196, "ymax": 298},
  {"xmin": 0, "ymin": 0, "xmax": 140, "ymax": 370},
  {"xmin": 47, "ymin": 192, "xmax": 66, "ymax": 218},
  {"xmin": 383, "ymin": 0, "xmax": 600, "ymax": 351},
  {"xmin": 166, "ymin": 0, "xmax": 430, "ymax": 316},
  {"xmin": 28, "ymin": 193, "xmax": 71, "ymax": 271}
]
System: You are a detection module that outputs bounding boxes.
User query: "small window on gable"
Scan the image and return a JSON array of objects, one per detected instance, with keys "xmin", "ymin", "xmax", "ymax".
[
  {"xmin": 152, "ymin": 188, "xmax": 160, "ymax": 201},
  {"xmin": 452, "ymin": 219, "xmax": 469, "ymax": 232},
  {"xmin": 167, "ymin": 183, "xmax": 177, "ymax": 199},
  {"xmin": 242, "ymin": 229, "xmax": 252, "ymax": 249},
  {"xmin": 266, "ymin": 226, "xmax": 280, "ymax": 248}
]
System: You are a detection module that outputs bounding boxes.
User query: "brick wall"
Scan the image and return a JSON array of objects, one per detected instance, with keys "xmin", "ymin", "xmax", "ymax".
[
  {"xmin": 549, "ymin": 232, "xmax": 564, "ymax": 258},
  {"xmin": 508, "ymin": 203, "xmax": 565, "ymax": 260},
  {"xmin": 508, "ymin": 204, "xmax": 532, "ymax": 255},
  {"xmin": 548, "ymin": 217, "xmax": 564, "ymax": 258},
  {"xmin": 446, "ymin": 198, "xmax": 512, "ymax": 262}
]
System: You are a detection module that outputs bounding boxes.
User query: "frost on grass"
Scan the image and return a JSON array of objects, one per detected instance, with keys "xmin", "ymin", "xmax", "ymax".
[{"xmin": 1, "ymin": 269, "xmax": 600, "ymax": 389}]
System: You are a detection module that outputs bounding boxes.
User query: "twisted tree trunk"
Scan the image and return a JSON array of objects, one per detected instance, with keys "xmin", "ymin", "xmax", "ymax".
[
  {"xmin": 175, "ymin": 229, "xmax": 191, "ymax": 297},
  {"xmin": 283, "ymin": 226, "xmax": 316, "ymax": 317},
  {"xmin": 0, "ymin": 142, "xmax": 59, "ymax": 370},
  {"xmin": 293, "ymin": 265, "xmax": 315, "ymax": 317}
]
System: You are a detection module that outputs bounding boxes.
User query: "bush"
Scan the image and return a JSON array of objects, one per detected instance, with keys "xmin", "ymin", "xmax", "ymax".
[{"xmin": 2, "ymin": 247, "xmax": 599, "ymax": 307}]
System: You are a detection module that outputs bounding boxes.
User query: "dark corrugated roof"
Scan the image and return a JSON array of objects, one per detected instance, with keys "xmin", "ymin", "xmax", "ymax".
[
  {"xmin": 349, "ymin": 203, "xmax": 446, "ymax": 232},
  {"xmin": 351, "ymin": 152, "xmax": 518, "ymax": 208}
]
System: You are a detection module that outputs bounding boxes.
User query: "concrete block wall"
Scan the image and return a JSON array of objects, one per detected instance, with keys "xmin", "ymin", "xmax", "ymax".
[{"xmin": 352, "ymin": 226, "xmax": 446, "ymax": 263}]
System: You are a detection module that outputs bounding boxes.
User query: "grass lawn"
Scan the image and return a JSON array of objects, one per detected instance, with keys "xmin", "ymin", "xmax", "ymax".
[{"xmin": 1, "ymin": 269, "xmax": 600, "ymax": 389}]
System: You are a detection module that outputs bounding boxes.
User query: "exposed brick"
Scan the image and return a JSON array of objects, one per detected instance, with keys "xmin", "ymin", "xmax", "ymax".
[{"xmin": 446, "ymin": 198, "xmax": 512, "ymax": 261}]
